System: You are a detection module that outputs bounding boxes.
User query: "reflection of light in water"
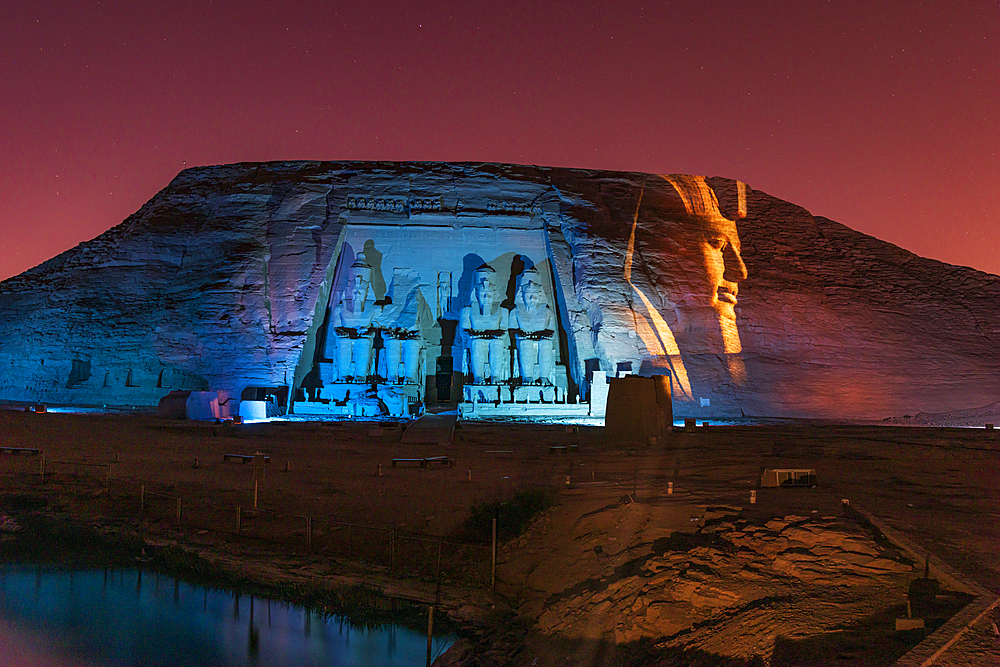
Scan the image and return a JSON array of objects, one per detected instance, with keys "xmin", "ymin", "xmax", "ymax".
[
  {"xmin": 0, "ymin": 565, "xmax": 452, "ymax": 667},
  {"xmin": 32, "ymin": 406, "xmax": 136, "ymax": 415}
]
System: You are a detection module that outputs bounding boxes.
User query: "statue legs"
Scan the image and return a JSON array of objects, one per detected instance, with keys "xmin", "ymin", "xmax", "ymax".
[
  {"xmin": 488, "ymin": 338, "xmax": 508, "ymax": 383},
  {"xmin": 384, "ymin": 338, "xmax": 403, "ymax": 383},
  {"xmin": 469, "ymin": 336, "xmax": 509, "ymax": 384},
  {"xmin": 515, "ymin": 336, "xmax": 554, "ymax": 384},
  {"xmin": 470, "ymin": 338, "xmax": 490, "ymax": 384},
  {"xmin": 538, "ymin": 338, "xmax": 555, "ymax": 385},
  {"xmin": 336, "ymin": 336, "xmax": 353, "ymax": 381},
  {"xmin": 352, "ymin": 337, "xmax": 373, "ymax": 380},
  {"xmin": 402, "ymin": 339, "xmax": 421, "ymax": 384},
  {"xmin": 516, "ymin": 338, "xmax": 539, "ymax": 383},
  {"xmin": 338, "ymin": 335, "xmax": 374, "ymax": 381}
]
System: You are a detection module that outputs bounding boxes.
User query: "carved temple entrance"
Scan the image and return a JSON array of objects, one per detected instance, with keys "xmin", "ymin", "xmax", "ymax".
[{"xmin": 290, "ymin": 217, "xmax": 598, "ymax": 419}]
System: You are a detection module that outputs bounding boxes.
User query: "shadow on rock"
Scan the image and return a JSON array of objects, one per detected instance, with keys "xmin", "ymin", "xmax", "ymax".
[{"xmin": 769, "ymin": 598, "xmax": 971, "ymax": 667}]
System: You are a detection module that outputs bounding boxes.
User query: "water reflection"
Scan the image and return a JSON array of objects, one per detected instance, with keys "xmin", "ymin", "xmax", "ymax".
[{"xmin": 0, "ymin": 565, "xmax": 452, "ymax": 667}]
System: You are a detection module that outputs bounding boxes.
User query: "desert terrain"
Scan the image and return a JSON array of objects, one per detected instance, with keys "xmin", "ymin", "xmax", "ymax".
[{"xmin": 0, "ymin": 407, "xmax": 998, "ymax": 666}]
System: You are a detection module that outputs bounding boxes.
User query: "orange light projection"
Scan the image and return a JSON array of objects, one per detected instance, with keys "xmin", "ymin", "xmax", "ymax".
[{"xmin": 624, "ymin": 176, "xmax": 748, "ymax": 393}]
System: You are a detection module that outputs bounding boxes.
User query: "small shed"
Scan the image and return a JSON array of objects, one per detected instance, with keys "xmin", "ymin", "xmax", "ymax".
[
  {"xmin": 760, "ymin": 468, "xmax": 818, "ymax": 488},
  {"xmin": 155, "ymin": 390, "xmax": 190, "ymax": 419},
  {"xmin": 604, "ymin": 374, "xmax": 672, "ymax": 442}
]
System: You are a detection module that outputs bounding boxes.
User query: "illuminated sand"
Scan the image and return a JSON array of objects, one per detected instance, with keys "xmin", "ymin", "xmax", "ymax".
[{"xmin": 1, "ymin": 409, "xmax": 998, "ymax": 665}]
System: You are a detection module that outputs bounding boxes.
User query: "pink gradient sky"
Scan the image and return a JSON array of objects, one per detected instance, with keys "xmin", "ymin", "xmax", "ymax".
[{"xmin": 2, "ymin": 1, "xmax": 998, "ymax": 281}]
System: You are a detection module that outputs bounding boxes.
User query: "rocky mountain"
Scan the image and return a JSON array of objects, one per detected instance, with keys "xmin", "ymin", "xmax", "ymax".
[{"xmin": 0, "ymin": 161, "xmax": 997, "ymax": 420}]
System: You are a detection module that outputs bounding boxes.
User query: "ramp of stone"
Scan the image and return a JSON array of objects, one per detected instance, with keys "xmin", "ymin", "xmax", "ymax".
[{"xmin": 401, "ymin": 414, "xmax": 456, "ymax": 445}]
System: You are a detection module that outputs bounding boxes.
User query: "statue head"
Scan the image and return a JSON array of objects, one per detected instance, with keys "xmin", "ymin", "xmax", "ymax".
[
  {"xmin": 348, "ymin": 259, "xmax": 373, "ymax": 304},
  {"xmin": 472, "ymin": 264, "xmax": 497, "ymax": 307},
  {"xmin": 517, "ymin": 267, "xmax": 546, "ymax": 310}
]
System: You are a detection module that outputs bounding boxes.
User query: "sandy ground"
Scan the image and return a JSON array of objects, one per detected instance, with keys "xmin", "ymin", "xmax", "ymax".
[{"xmin": 0, "ymin": 408, "xmax": 998, "ymax": 665}]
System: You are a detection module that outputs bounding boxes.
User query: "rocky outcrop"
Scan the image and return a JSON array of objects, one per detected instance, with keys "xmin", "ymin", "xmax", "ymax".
[
  {"xmin": 536, "ymin": 512, "xmax": 913, "ymax": 645},
  {"xmin": 0, "ymin": 161, "xmax": 997, "ymax": 419}
]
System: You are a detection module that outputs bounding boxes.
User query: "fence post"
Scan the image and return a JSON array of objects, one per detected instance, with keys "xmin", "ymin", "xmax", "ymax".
[
  {"xmin": 390, "ymin": 529, "xmax": 395, "ymax": 570},
  {"xmin": 254, "ymin": 480, "xmax": 258, "ymax": 510},
  {"xmin": 39, "ymin": 452, "xmax": 45, "ymax": 482},
  {"xmin": 140, "ymin": 484, "xmax": 145, "ymax": 513},
  {"xmin": 491, "ymin": 517, "xmax": 497, "ymax": 592},
  {"xmin": 436, "ymin": 539, "xmax": 442, "ymax": 579},
  {"xmin": 306, "ymin": 517, "xmax": 312, "ymax": 550},
  {"xmin": 236, "ymin": 506, "xmax": 242, "ymax": 533},
  {"xmin": 347, "ymin": 524, "xmax": 352, "ymax": 560},
  {"xmin": 176, "ymin": 497, "xmax": 182, "ymax": 525},
  {"xmin": 426, "ymin": 605, "xmax": 434, "ymax": 667},
  {"xmin": 253, "ymin": 452, "xmax": 266, "ymax": 481}
]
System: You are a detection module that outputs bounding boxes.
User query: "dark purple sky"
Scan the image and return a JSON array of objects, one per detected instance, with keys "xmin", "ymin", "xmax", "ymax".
[{"xmin": 3, "ymin": 1, "xmax": 998, "ymax": 281}]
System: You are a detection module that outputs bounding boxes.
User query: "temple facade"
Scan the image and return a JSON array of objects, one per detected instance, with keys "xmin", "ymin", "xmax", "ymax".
[{"xmin": 292, "ymin": 194, "xmax": 592, "ymax": 418}]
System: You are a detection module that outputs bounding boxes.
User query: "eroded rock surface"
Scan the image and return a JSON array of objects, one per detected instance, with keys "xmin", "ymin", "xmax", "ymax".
[
  {"xmin": 0, "ymin": 161, "xmax": 997, "ymax": 419},
  {"xmin": 503, "ymin": 501, "xmax": 915, "ymax": 662}
]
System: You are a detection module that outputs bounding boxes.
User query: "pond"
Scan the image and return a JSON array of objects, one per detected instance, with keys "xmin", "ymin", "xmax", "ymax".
[{"xmin": 0, "ymin": 564, "xmax": 454, "ymax": 667}]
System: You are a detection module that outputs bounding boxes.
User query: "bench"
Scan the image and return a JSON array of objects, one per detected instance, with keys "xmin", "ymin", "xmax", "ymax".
[
  {"xmin": 391, "ymin": 456, "xmax": 455, "ymax": 468},
  {"xmin": 0, "ymin": 447, "xmax": 40, "ymax": 456},
  {"xmin": 392, "ymin": 458, "xmax": 426, "ymax": 468},
  {"xmin": 223, "ymin": 454, "xmax": 270, "ymax": 464},
  {"xmin": 423, "ymin": 456, "xmax": 455, "ymax": 468}
]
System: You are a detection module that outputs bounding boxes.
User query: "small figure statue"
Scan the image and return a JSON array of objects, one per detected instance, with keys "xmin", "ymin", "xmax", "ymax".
[
  {"xmin": 436, "ymin": 271, "xmax": 452, "ymax": 319},
  {"xmin": 330, "ymin": 258, "xmax": 379, "ymax": 382},
  {"xmin": 509, "ymin": 267, "xmax": 556, "ymax": 384},
  {"xmin": 459, "ymin": 264, "xmax": 509, "ymax": 384}
]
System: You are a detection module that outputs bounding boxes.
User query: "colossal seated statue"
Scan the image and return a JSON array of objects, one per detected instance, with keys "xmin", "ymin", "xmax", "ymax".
[
  {"xmin": 329, "ymin": 258, "xmax": 379, "ymax": 382},
  {"xmin": 509, "ymin": 267, "xmax": 556, "ymax": 385},
  {"xmin": 374, "ymin": 268, "xmax": 424, "ymax": 385},
  {"xmin": 459, "ymin": 264, "xmax": 509, "ymax": 384}
]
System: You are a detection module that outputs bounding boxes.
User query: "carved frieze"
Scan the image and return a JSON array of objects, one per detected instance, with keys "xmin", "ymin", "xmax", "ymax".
[
  {"xmin": 486, "ymin": 201, "xmax": 543, "ymax": 215},
  {"xmin": 345, "ymin": 194, "xmax": 541, "ymax": 217},
  {"xmin": 345, "ymin": 196, "xmax": 408, "ymax": 213}
]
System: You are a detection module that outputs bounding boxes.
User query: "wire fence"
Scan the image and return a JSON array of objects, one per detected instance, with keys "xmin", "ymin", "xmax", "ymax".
[{"xmin": 0, "ymin": 452, "xmax": 495, "ymax": 589}]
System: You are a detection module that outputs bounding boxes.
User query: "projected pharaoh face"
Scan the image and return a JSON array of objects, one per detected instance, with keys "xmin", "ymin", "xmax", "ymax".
[
  {"xmin": 675, "ymin": 209, "xmax": 746, "ymax": 322},
  {"xmin": 631, "ymin": 175, "xmax": 747, "ymax": 356}
]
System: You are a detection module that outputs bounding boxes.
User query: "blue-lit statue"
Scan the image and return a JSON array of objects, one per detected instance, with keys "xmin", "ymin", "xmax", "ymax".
[
  {"xmin": 331, "ymin": 259, "xmax": 378, "ymax": 382},
  {"xmin": 510, "ymin": 267, "xmax": 556, "ymax": 385},
  {"xmin": 459, "ymin": 264, "xmax": 509, "ymax": 384}
]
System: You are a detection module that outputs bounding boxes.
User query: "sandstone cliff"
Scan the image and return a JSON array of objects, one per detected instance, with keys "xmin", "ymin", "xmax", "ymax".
[{"xmin": 0, "ymin": 161, "xmax": 996, "ymax": 419}]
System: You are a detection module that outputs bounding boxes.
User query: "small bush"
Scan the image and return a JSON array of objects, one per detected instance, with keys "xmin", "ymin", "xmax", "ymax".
[{"xmin": 464, "ymin": 489, "xmax": 555, "ymax": 542}]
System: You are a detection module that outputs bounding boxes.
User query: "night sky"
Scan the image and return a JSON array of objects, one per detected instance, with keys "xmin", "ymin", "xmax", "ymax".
[{"xmin": 3, "ymin": 1, "xmax": 998, "ymax": 281}]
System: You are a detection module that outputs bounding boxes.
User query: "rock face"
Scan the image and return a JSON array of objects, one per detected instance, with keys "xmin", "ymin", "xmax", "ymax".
[
  {"xmin": 0, "ymin": 161, "xmax": 998, "ymax": 419},
  {"xmin": 534, "ymin": 511, "xmax": 913, "ymax": 651}
]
